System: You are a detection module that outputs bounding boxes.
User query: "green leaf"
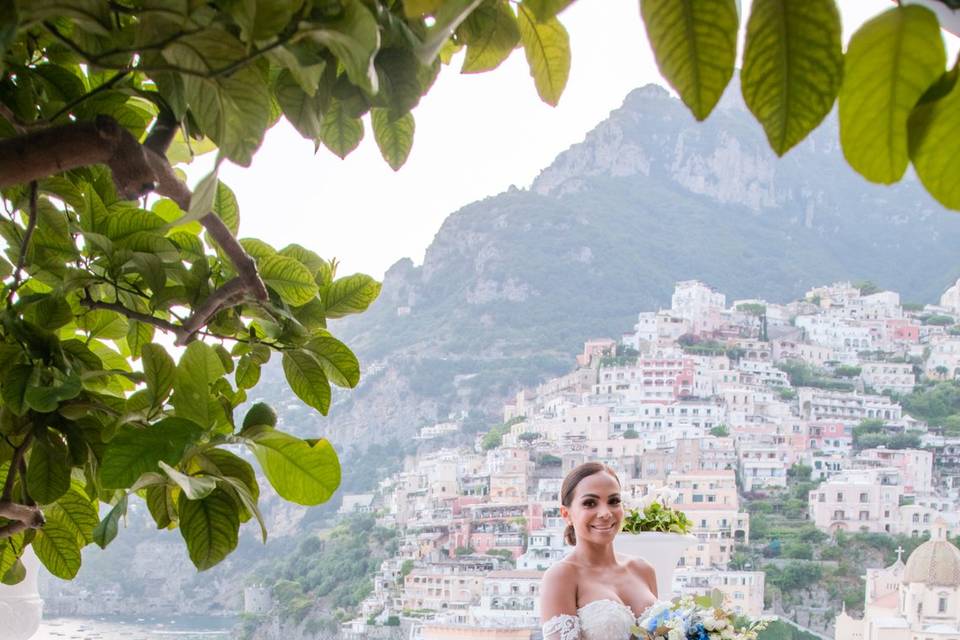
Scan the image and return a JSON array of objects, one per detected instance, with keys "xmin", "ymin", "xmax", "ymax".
[
  {"xmin": 304, "ymin": 336, "xmax": 360, "ymax": 388},
  {"xmin": 460, "ymin": 0, "xmax": 520, "ymax": 73},
  {"xmin": 839, "ymin": 5, "xmax": 946, "ymax": 184},
  {"xmin": 34, "ymin": 512, "xmax": 82, "ymax": 580},
  {"xmin": 2, "ymin": 558, "xmax": 25, "ymax": 585},
  {"xmin": 92, "ymin": 495, "xmax": 127, "ymax": 549},
  {"xmin": 281, "ymin": 350, "xmax": 331, "ymax": 414},
  {"xmin": 404, "ymin": 0, "xmax": 443, "ymax": 17},
  {"xmin": 307, "ymin": 0, "xmax": 380, "ymax": 94},
  {"xmin": 319, "ymin": 99, "xmax": 364, "ymax": 159},
  {"xmin": 188, "ymin": 168, "xmax": 219, "ymax": 220},
  {"xmin": 640, "ymin": 0, "xmax": 739, "ymax": 121},
  {"xmin": 25, "ymin": 373, "xmax": 82, "ymax": 413},
  {"xmin": 275, "ymin": 69, "xmax": 324, "ymax": 140},
  {"xmin": 517, "ymin": 5, "xmax": 570, "ymax": 107},
  {"xmin": 235, "ymin": 355, "xmax": 261, "ymax": 390},
  {"xmin": 0, "ymin": 534, "xmax": 23, "ymax": 582},
  {"xmin": 48, "ymin": 487, "xmax": 98, "ymax": 546},
  {"xmin": 521, "ymin": 0, "xmax": 573, "ymax": 22},
  {"xmin": 158, "ymin": 460, "xmax": 217, "ymax": 500},
  {"xmin": 126, "ymin": 320, "xmax": 154, "ymax": 359},
  {"xmin": 2, "ymin": 364, "xmax": 33, "ymax": 416},
  {"xmin": 242, "ymin": 402, "xmax": 278, "ymax": 430},
  {"xmin": 259, "ymin": 254, "xmax": 319, "ymax": 306},
  {"xmin": 322, "ymin": 273, "xmax": 382, "ymax": 318},
  {"xmin": 199, "ymin": 449, "xmax": 259, "ymax": 500},
  {"xmin": 212, "ymin": 181, "xmax": 240, "ymax": 236},
  {"xmin": 279, "ymin": 244, "xmax": 328, "ymax": 277},
  {"xmin": 178, "ymin": 488, "xmax": 239, "ymax": 570},
  {"xmin": 246, "ymin": 429, "xmax": 340, "ymax": 505},
  {"xmin": 164, "ymin": 30, "xmax": 272, "ymax": 165},
  {"xmin": 228, "ymin": 0, "xmax": 298, "ymax": 41},
  {"xmin": 371, "ymin": 109, "xmax": 415, "ymax": 171},
  {"xmin": 240, "ymin": 238, "xmax": 277, "ymax": 260},
  {"xmin": 142, "ymin": 343, "xmax": 176, "ymax": 407},
  {"xmin": 909, "ymin": 61, "xmax": 960, "ymax": 209},
  {"xmin": 146, "ymin": 484, "xmax": 175, "ymax": 529},
  {"xmin": 172, "ymin": 342, "xmax": 225, "ymax": 429},
  {"xmin": 26, "ymin": 433, "xmax": 71, "ymax": 505},
  {"xmin": 417, "ymin": 0, "xmax": 485, "ymax": 64},
  {"xmin": 77, "ymin": 309, "xmax": 129, "ymax": 341},
  {"xmin": 0, "ymin": 1, "xmax": 17, "ymax": 69},
  {"xmin": 741, "ymin": 0, "xmax": 843, "ymax": 155},
  {"xmin": 218, "ymin": 474, "xmax": 267, "ymax": 542},
  {"xmin": 100, "ymin": 418, "xmax": 204, "ymax": 489}
]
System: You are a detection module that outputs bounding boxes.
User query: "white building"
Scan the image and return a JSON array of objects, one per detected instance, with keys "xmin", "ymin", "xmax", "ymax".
[{"xmin": 835, "ymin": 520, "xmax": 960, "ymax": 640}]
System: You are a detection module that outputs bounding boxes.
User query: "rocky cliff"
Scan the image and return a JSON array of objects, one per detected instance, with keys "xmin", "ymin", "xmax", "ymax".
[{"xmin": 317, "ymin": 82, "xmax": 960, "ymax": 445}]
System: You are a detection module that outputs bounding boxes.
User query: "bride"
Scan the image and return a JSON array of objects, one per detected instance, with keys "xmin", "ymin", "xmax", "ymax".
[{"xmin": 540, "ymin": 462, "xmax": 658, "ymax": 640}]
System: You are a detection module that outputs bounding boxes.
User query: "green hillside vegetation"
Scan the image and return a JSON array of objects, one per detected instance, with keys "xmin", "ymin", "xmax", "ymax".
[
  {"xmin": 260, "ymin": 515, "xmax": 397, "ymax": 624},
  {"xmin": 896, "ymin": 380, "xmax": 960, "ymax": 435}
]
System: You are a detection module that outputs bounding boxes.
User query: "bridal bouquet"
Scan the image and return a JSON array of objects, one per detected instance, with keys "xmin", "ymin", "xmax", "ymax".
[{"xmin": 631, "ymin": 591, "xmax": 771, "ymax": 640}]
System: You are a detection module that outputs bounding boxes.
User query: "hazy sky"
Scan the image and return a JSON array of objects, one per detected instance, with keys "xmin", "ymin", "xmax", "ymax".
[{"xmin": 201, "ymin": 1, "xmax": 960, "ymax": 280}]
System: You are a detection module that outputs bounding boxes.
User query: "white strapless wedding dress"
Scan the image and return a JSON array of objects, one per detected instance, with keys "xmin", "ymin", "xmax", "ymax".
[{"xmin": 542, "ymin": 599, "xmax": 639, "ymax": 640}]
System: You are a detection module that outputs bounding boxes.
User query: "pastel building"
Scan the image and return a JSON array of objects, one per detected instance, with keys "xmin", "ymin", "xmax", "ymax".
[{"xmin": 808, "ymin": 469, "xmax": 903, "ymax": 534}]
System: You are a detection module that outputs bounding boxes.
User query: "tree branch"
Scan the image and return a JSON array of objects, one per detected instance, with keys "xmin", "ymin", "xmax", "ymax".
[
  {"xmin": 177, "ymin": 276, "xmax": 250, "ymax": 345},
  {"xmin": 0, "ymin": 116, "xmax": 157, "ymax": 200},
  {"xmin": 81, "ymin": 298, "xmax": 184, "ymax": 339},
  {"xmin": 7, "ymin": 182, "xmax": 38, "ymax": 302},
  {"xmin": 0, "ymin": 434, "xmax": 44, "ymax": 539}
]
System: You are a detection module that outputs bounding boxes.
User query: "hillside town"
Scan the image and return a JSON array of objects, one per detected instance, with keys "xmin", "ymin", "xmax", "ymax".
[{"xmin": 247, "ymin": 279, "xmax": 960, "ymax": 640}]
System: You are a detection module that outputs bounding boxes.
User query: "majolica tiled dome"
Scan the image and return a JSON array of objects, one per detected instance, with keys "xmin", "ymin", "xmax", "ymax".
[{"xmin": 903, "ymin": 520, "xmax": 960, "ymax": 587}]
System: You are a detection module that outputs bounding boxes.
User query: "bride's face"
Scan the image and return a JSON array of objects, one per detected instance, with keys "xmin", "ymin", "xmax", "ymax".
[{"xmin": 563, "ymin": 471, "xmax": 624, "ymax": 544}]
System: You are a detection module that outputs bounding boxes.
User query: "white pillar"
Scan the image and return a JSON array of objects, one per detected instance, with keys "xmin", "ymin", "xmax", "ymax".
[{"xmin": 0, "ymin": 547, "xmax": 44, "ymax": 640}]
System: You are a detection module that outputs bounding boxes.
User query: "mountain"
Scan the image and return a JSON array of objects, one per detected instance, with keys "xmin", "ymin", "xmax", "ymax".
[{"xmin": 312, "ymin": 83, "xmax": 960, "ymax": 444}]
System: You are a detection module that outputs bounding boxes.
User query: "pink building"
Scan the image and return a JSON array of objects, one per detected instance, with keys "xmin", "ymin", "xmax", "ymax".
[
  {"xmin": 856, "ymin": 448, "xmax": 933, "ymax": 494},
  {"xmin": 576, "ymin": 338, "xmax": 617, "ymax": 367},
  {"xmin": 885, "ymin": 318, "xmax": 920, "ymax": 344}
]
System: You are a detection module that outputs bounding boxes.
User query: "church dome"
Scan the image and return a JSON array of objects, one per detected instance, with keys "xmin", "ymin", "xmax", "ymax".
[{"xmin": 903, "ymin": 520, "xmax": 960, "ymax": 587}]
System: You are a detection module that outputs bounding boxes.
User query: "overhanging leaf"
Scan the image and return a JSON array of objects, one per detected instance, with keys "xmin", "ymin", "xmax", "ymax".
[
  {"xmin": 26, "ymin": 433, "xmax": 71, "ymax": 505},
  {"xmin": 304, "ymin": 335, "xmax": 361, "ymax": 388},
  {"xmin": 172, "ymin": 341, "xmax": 225, "ymax": 429},
  {"xmin": 371, "ymin": 109, "xmax": 415, "ymax": 171},
  {"xmin": 322, "ymin": 273, "xmax": 382, "ymax": 318},
  {"xmin": 34, "ymin": 513, "xmax": 82, "ymax": 580},
  {"xmin": 640, "ymin": 0, "xmax": 739, "ymax": 121},
  {"xmin": 93, "ymin": 495, "xmax": 127, "ymax": 549},
  {"xmin": 909, "ymin": 60, "xmax": 960, "ymax": 209},
  {"xmin": 100, "ymin": 418, "xmax": 204, "ymax": 489},
  {"xmin": 178, "ymin": 488, "xmax": 239, "ymax": 570},
  {"xmin": 839, "ymin": 5, "xmax": 946, "ymax": 184},
  {"xmin": 741, "ymin": 0, "xmax": 843, "ymax": 155},
  {"xmin": 517, "ymin": 5, "xmax": 570, "ymax": 107},
  {"xmin": 259, "ymin": 254, "xmax": 319, "ymax": 306},
  {"xmin": 159, "ymin": 460, "xmax": 217, "ymax": 500},
  {"xmin": 281, "ymin": 350, "xmax": 331, "ymax": 414},
  {"xmin": 459, "ymin": 0, "xmax": 520, "ymax": 74},
  {"xmin": 246, "ymin": 429, "xmax": 340, "ymax": 505},
  {"xmin": 319, "ymin": 99, "xmax": 364, "ymax": 159}
]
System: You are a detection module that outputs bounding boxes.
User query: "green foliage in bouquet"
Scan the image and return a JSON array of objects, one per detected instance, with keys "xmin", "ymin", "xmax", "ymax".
[{"xmin": 621, "ymin": 500, "xmax": 693, "ymax": 535}]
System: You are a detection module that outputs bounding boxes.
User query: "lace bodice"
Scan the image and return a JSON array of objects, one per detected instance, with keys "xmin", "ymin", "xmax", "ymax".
[{"xmin": 542, "ymin": 599, "xmax": 638, "ymax": 640}]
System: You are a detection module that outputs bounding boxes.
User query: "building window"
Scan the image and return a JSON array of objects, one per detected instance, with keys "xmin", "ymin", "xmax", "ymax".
[
  {"xmin": 938, "ymin": 595, "xmax": 948, "ymax": 614},
  {"xmin": 859, "ymin": 492, "xmax": 869, "ymax": 502}
]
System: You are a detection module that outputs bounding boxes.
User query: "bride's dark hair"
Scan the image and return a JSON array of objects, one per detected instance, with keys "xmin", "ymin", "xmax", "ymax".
[{"xmin": 561, "ymin": 462, "xmax": 620, "ymax": 545}]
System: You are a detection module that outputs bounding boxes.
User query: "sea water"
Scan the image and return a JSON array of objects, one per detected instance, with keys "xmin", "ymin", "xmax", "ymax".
[{"xmin": 32, "ymin": 615, "xmax": 237, "ymax": 640}]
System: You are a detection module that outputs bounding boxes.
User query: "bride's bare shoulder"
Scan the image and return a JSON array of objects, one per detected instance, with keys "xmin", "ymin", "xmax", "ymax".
[
  {"xmin": 543, "ymin": 558, "xmax": 581, "ymax": 585},
  {"xmin": 623, "ymin": 556, "xmax": 658, "ymax": 594}
]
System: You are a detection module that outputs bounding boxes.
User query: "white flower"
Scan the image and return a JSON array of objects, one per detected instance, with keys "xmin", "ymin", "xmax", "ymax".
[
  {"xmin": 639, "ymin": 485, "xmax": 680, "ymax": 508},
  {"xmin": 668, "ymin": 627, "xmax": 685, "ymax": 640},
  {"xmin": 721, "ymin": 626, "xmax": 736, "ymax": 639},
  {"xmin": 702, "ymin": 617, "xmax": 719, "ymax": 631}
]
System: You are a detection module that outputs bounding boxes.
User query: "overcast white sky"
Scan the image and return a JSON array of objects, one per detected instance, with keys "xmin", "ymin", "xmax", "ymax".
[{"xmin": 203, "ymin": 1, "xmax": 960, "ymax": 280}]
